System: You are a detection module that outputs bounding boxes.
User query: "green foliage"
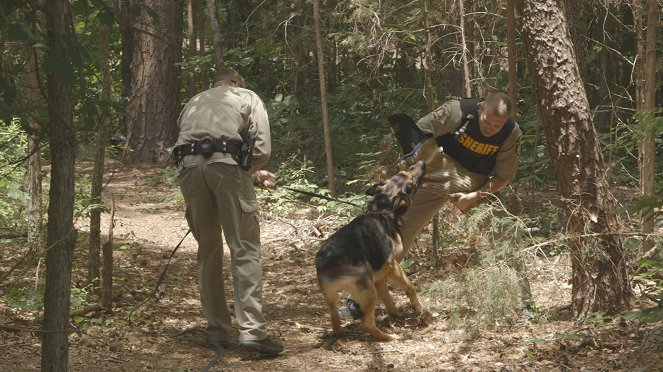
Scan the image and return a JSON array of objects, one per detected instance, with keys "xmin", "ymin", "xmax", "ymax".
[
  {"xmin": 0, "ymin": 119, "xmax": 29, "ymax": 231},
  {"xmin": 633, "ymin": 258, "xmax": 663, "ymax": 307},
  {"xmin": 446, "ymin": 201, "xmax": 541, "ymax": 265},
  {"xmin": 423, "ymin": 265, "xmax": 523, "ymax": 340},
  {"xmin": 601, "ymin": 109, "xmax": 663, "ymax": 186},
  {"xmin": 257, "ymin": 153, "xmax": 366, "ymax": 225},
  {"xmin": 73, "ymin": 174, "xmax": 109, "ymax": 219},
  {"xmin": 2, "ymin": 283, "xmax": 91, "ymax": 311},
  {"xmin": 622, "ymin": 306, "xmax": 663, "ymax": 324},
  {"xmin": 514, "ymin": 112, "xmax": 551, "ymax": 189},
  {"xmin": 2, "ymin": 287, "xmax": 43, "ymax": 310},
  {"xmin": 418, "ymin": 199, "xmax": 552, "ymax": 339}
]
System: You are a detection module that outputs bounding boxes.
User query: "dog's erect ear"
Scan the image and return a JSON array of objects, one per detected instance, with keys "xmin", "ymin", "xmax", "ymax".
[
  {"xmin": 393, "ymin": 192, "xmax": 411, "ymax": 215},
  {"xmin": 366, "ymin": 181, "xmax": 386, "ymax": 196}
]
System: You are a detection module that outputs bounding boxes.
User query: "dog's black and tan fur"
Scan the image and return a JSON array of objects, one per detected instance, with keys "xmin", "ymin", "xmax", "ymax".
[{"xmin": 315, "ymin": 161, "xmax": 426, "ymax": 341}]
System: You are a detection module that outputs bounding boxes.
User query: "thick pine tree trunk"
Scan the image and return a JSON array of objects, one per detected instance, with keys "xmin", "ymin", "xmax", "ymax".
[
  {"xmin": 517, "ymin": 0, "xmax": 631, "ymax": 319},
  {"xmin": 42, "ymin": 0, "xmax": 77, "ymax": 369},
  {"xmin": 123, "ymin": 0, "xmax": 183, "ymax": 164}
]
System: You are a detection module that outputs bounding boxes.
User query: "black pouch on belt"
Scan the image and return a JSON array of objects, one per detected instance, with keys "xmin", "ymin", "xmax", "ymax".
[{"xmin": 198, "ymin": 137, "xmax": 215, "ymax": 158}]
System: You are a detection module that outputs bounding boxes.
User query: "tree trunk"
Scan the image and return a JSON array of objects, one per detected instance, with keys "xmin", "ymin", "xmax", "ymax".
[
  {"xmin": 89, "ymin": 20, "xmax": 112, "ymax": 285},
  {"xmin": 118, "ymin": 0, "xmax": 134, "ymax": 103},
  {"xmin": 205, "ymin": 0, "xmax": 224, "ymax": 72},
  {"xmin": 196, "ymin": 1, "xmax": 208, "ymax": 90},
  {"xmin": 421, "ymin": 0, "xmax": 440, "ymax": 266},
  {"xmin": 634, "ymin": 0, "xmax": 657, "ymax": 253},
  {"xmin": 517, "ymin": 0, "xmax": 631, "ymax": 319},
  {"xmin": 187, "ymin": 0, "xmax": 198, "ymax": 98},
  {"xmin": 459, "ymin": 0, "xmax": 472, "ymax": 97},
  {"xmin": 313, "ymin": 0, "xmax": 336, "ymax": 196},
  {"xmin": 102, "ymin": 198, "xmax": 115, "ymax": 310},
  {"xmin": 42, "ymin": 0, "xmax": 77, "ymax": 369},
  {"xmin": 24, "ymin": 47, "xmax": 42, "ymax": 246},
  {"xmin": 123, "ymin": 0, "xmax": 183, "ymax": 164},
  {"xmin": 506, "ymin": 0, "xmax": 518, "ymax": 108}
]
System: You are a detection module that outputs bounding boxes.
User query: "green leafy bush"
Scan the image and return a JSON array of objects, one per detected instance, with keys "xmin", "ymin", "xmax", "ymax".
[
  {"xmin": 423, "ymin": 265, "xmax": 523, "ymax": 340},
  {"xmin": 0, "ymin": 119, "xmax": 29, "ymax": 231}
]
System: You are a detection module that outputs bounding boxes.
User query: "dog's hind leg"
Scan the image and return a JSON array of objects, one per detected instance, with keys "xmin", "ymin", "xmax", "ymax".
[
  {"xmin": 321, "ymin": 284, "xmax": 343, "ymax": 335},
  {"xmin": 350, "ymin": 281, "xmax": 397, "ymax": 341}
]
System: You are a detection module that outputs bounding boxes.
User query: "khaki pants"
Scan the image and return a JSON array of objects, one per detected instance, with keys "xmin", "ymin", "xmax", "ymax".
[
  {"xmin": 178, "ymin": 157, "xmax": 267, "ymax": 343},
  {"xmin": 400, "ymin": 153, "xmax": 487, "ymax": 258}
]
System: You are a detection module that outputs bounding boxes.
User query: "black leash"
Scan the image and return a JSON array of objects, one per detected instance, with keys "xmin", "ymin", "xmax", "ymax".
[
  {"xmin": 280, "ymin": 186, "xmax": 362, "ymax": 207},
  {"xmin": 127, "ymin": 228, "xmax": 191, "ymax": 333}
]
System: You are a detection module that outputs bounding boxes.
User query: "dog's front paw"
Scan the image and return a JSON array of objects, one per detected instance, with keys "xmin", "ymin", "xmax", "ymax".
[
  {"xmin": 418, "ymin": 310, "xmax": 434, "ymax": 323},
  {"xmin": 379, "ymin": 333, "xmax": 401, "ymax": 342}
]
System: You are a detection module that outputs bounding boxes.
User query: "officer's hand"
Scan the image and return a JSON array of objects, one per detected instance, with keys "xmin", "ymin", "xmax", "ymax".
[
  {"xmin": 254, "ymin": 170, "xmax": 277, "ymax": 189},
  {"xmin": 449, "ymin": 191, "xmax": 478, "ymax": 212}
]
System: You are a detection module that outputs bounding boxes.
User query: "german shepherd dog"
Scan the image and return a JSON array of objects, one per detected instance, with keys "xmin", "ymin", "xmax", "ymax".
[{"xmin": 315, "ymin": 161, "xmax": 426, "ymax": 341}]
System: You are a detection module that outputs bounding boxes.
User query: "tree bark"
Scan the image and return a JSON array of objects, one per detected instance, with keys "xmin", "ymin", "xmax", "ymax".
[
  {"xmin": 459, "ymin": 0, "xmax": 472, "ymax": 97},
  {"xmin": 517, "ymin": 0, "xmax": 631, "ymax": 319},
  {"xmin": 117, "ymin": 0, "xmax": 134, "ymax": 103},
  {"xmin": 506, "ymin": 0, "xmax": 518, "ymax": 108},
  {"xmin": 123, "ymin": 0, "xmax": 183, "ymax": 164},
  {"xmin": 205, "ymin": 0, "xmax": 224, "ymax": 72},
  {"xmin": 313, "ymin": 0, "xmax": 336, "ymax": 196},
  {"xmin": 421, "ymin": 0, "xmax": 440, "ymax": 266},
  {"xmin": 187, "ymin": 0, "xmax": 198, "ymax": 98},
  {"xmin": 102, "ymin": 198, "xmax": 115, "ymax": 310},
  {"xmin": 24, "ymin": 46, "xmax": 42, "ymax": 247},
  {"xmin": 42, "ymin": 0, "xmax": 77, "ymax": 369},
  {"xmin": 89, "ymin": 20, "xmax": 112, "ymax": 285},
  {"xmin": 634, "ymin": 0, "xmax": 657, "ymax": 253}
]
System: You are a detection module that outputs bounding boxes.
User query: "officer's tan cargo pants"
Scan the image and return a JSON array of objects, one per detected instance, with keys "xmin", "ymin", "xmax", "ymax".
[{"xmin": 178, "ymin": 156, "xmax": 267, "ymax": 343}]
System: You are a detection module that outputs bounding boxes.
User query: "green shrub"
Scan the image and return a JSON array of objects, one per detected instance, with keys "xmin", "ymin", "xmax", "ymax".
[
  {"xmin": 423, "ymin": 265, "xmax": 523, "ymax": 340},
  {"xmin": 0, "ymin": 119, "xmax": 29, "ymax": 231}
]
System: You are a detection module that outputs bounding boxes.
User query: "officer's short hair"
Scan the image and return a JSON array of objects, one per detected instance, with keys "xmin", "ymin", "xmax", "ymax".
[
  {"xmin": 483, "ymin": 92, "xmax": 513, "ymax": 118},
  {"xmin": 213, "ymin": 68, "xmax": 245, "ymax": 88}
]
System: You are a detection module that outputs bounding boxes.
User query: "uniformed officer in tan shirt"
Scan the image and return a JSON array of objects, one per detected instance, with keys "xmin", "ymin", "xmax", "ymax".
[
  {"xmin": 399, "ymin": 91, "xmax": 521, "ymax": 256},
  {"xmin": 174, "ymin": 68, "xmax": 282, "ymax": 355}
]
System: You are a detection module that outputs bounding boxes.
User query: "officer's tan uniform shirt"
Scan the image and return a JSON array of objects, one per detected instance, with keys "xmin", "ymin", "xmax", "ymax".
[
  {"xmin": 415, "ymin": 100, "xmax": 521, "ymax": 182},
  {"xmin": 176, "ymin": 85, "xmax": 271, "ymax": 171}
]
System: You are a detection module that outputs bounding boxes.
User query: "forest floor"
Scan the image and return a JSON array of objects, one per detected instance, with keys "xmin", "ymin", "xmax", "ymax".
[{"xmin": 1, "ymin": 160, "xmax": 662, "ymax": 371}]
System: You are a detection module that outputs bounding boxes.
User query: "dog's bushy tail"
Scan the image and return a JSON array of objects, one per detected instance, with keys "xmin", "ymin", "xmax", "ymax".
[{"xmin": 317, "ymin": 265, "xmax": 371, "ymax": 285}]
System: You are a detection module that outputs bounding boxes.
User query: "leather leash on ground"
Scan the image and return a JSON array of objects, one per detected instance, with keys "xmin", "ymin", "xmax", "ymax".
[
  {"xmin": 279, "ymin": 185, "xmax": 362, "ymax": 207},
  {"xmin": 127, "ymin": 228, "xmax": 191, "ymax": 334}
]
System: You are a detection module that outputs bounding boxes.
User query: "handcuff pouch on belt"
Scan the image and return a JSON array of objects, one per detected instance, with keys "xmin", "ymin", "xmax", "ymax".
[
  {"xmin": 198, "ymin": 137, "xmax": 215, "ymax": 158},
  {"xmin": 173, "ymin": 136, "xmax": 251, "ymax": 170}
]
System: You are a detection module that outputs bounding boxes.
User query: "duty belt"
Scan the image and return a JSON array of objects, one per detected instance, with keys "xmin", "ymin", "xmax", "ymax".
[{"xmin": 173, "ymin": 138, "xmax": 243, "ymax": 159}]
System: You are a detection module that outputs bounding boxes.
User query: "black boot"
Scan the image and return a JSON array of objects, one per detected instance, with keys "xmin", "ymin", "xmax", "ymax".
[{"xmin": 337, "ymin": 297, "xmax": 363, "ymax": 320}]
